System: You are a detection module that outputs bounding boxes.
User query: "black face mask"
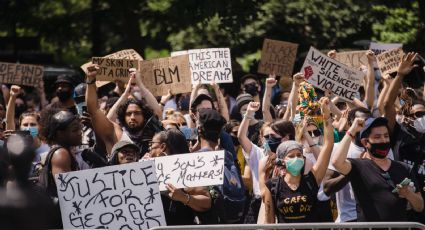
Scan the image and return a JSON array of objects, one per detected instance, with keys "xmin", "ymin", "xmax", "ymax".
[
  {"xmin": 231, "ymin": 135, "xmax": 239, "ymax": 146},
  {"xmin": 244, "ymin": 83, "xmax": 258, "ymax": 96},
  {"xmin": 368, "ymin": 142, "xmax": 391, "ymax": 159},
  {"xmin": 265, "ymin": 136, "xmax": 281, "ymax": 153},
  {"xmin": 56, "ymin": 90, "xmax": 73, "ymax": 102}
]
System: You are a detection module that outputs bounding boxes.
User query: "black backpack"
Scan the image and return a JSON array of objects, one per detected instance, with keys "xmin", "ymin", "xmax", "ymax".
[{"xmin": 209, "ymin": 150, "xmax": 246, "ymax": 224}]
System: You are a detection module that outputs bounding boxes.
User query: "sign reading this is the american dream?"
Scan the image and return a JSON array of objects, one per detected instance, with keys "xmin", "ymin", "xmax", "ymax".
[
  {"xmin": 301, "ymin": 47, "xmax": 363, "ymax": 102},
  {"xmin": 56, "ymin": 160, "xmax": 165, "ymax": 230},
  {"xmin": 154, "ymin": 150, "xmax": 225, "ymax": 191},
  {"xmin": 0, "ymin": 62, "xmax": 43, "ymax": 87},
  {"xmin": 376, "ymin": 48, "xmax": 404, "ymax": 78},
  {"xmin": 258, "ymin": 39, "xmax": 298, "ymax": 78},
  {"xmin": 91, "ymin": 57, "xmax": 138, "ymax": 82},
  {"xmin": 334, "ymin": 51, "xmax": 368, "ymax": 69},
  {"xmin": 172, "ymin": 48, "xmax": 232, "ymax": 83},
  {"xmin": 139, "ymin": 54, "xmax": 192, "ymax": 96}
]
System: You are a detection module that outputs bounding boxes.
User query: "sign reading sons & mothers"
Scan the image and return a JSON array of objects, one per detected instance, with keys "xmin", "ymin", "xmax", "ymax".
[
  {"xmin": 258, "ymin": 39, "xmax": 298, "ymax": 78},
  {"xmin": 91, "ymin": 57, "xmax": 138, "ymax": 82},
  {"xmin": 56, "ymin": 160, "xmax": 166, "ymax": 230},
  {"xmin": 301, "ymin": 47, "xmax": 363, "ymax": 102},
  {"xmin": 376, "ymin": 48, "xmax": 404, "ymax": 78},
  {"xmin": 153, "ymin": 150, "xmax": 225, "ymax": 191},
  {"xmin": 172, "ymin": 48, "xmax": 233, "ymax": 84},
  {"xmin": 0, "ymin": 62, "xmax": 43, "ymax": 87},
  {"xmin": 139, "ymin": 54, "xmax": 191, "ymax": 96}
]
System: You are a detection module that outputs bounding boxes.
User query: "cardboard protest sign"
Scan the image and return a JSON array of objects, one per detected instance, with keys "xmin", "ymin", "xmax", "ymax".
[
  {"xmin": 153, "ymin": 150, "xmax": 225, "ymax": 191},
  {"xmin": 81, "ymin": 49, "xmax": 144, "ymax": 87},
  {"xmin": 139, "ymin": 55, "xmax": 192, "ymax": 96},
  {"xmin": 301, "ymin": 47, "xmax": 363, "ymax": 102},
  {"xmin": 172, "ymin": 48, "xmax": 233, "ymax": 84},
  {"xmin": 376, "ymin": 48, "xmax": 404, "ymax": 78},
  {"xmin": 56, "ymin": 161, "xmax": 166, "ymax": 229},
  {"xmin": 258, "ymin": 39, "xmax": 298, "ymax": 78},
  {"xmin": 334, "ymin": 51, "xmax": 368, "ymax": 68},
  {"xmin": 91, "ymin": 57, "xmax": 138, "ymax": 82},
  {"xmin": 0, "ymin": 62, "xmax": 43, "ymax": 87},
  {"xmin": 369, "ymin": 42, "xmax": 403, "ymax": 56}
]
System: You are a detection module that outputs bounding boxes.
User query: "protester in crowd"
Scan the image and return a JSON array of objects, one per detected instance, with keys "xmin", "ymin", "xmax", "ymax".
[
  {"xmin": 108, "ymin": 140, "xmax": 139, "ymax": 165},
  {"xmin": 262, "ymin": 97, "xmax": 333, "ymax": 223},
  {"xmin": 85, "ymin": 65, "xmax": 163, "ymax": 157},
  {"xmin": 49, "ymin": 74, "xmax": 78, "ymax": 113},
  {"xmin": 236, "ymin": 93, "xmax": 263, "ymax": 145},
  {"xmin": 332, "ymin": 116, "xmax": 424, "ymax": 221}
]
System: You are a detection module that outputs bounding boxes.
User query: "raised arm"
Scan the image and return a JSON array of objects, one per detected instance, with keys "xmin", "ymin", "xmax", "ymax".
[
  {"xmin": 383, "ymin": 52, "xmax": 418, "ymax": 132},
  {"xmin": 331, "ymin": 117, "xmax": 364, "ymax": 175},
  {"xmin": 237, "ymin": 102, "xmax": 260, "ymax": 156},
  {"xmin": 85, "ymin": 64, "xmax": 117, "ymax": 145},
  {"xmin": 5, "ymin": 85, "xmax": 21, "ymax": 130},
  {"xmin": 364, "ymin": 50, "xmax": 376, "ymax": 110},
  {"xmin": 377, "ymin": 77, "xmax": 392, "ymax": 116},
  {"xmin": 211, "ymin": 82, "xmax": 229, "ymax": 121},
  {"xmin": 283, "ymin": 73, "xmax": 303, "ymax": 121},
  {"xmin": 262, "ymin": 74, "xmax": 276, "ymax": 123},
  {"xmin": 107, "ymin": 74, "xmax": 134, "ymax": 122},
  {"xmin": 311, "ymin": 97, "xmax": 334, "ymax": 184},
  {"xmin": 134, "ymin": 69, "xmax": 162, "ymax": 118}
]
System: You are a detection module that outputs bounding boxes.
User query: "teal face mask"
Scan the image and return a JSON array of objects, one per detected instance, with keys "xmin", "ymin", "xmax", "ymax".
[
  {"xmin": 285, "ymin": 157, "xmax": 304, "ymax": 176},
  {"xmin": 22, "ymin": 126, "xmax": 38, "ymax": 138}
]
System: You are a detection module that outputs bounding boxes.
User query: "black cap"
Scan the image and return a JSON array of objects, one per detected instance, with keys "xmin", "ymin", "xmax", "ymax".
[
  {"xmin": 240, "ymin": 74, "xmax": 259, "ymax": 84},
  {"xmin": 360, "ymin": 117, "xmax": 388, "ymax": 139},
  {"xmin": 55, "ymin": 74, "xmax": 75, "ymax": 87},
  {"xmin": 73, "ymin": 83, "xmax": 86, "ymax": 103},
  {"xmin": 198, "ymin": 109, "xmax": 226, "ymax": 131},
  {"xmin": 191, "ymin": 93, "xmax": 214, "ymax": 112}
]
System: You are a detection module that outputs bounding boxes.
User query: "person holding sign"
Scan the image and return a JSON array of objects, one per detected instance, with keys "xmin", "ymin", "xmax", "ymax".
[
  {"xmin": 85, "ymin": 64, "xmax": 163, "ymax": 158},
  {"xmin": 262, "ymin": 97, "xmax": 334, "ymax": 223}
]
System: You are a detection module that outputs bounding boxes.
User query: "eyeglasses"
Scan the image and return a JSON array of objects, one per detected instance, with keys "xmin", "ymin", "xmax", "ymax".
[
  {"xmin": 149, "ymin": 141, "xmax": 161, "ymax": 147},
  {"xmin": 308, "ymin": 130, "xmax": 322, "ymax": 137},
  {"xmin": 120, "ymin": 149, "xmax": 137, "ymax": 155},
  {"xmin": 263, "ymin": 134, "xmax": 282, "ymax": 139},
  {"xmin": 125, "ymin": 111, "xmax": 143, "ymax": 117}
]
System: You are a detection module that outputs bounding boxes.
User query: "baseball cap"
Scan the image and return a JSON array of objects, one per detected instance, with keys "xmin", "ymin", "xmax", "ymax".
[
  {"xmin": 191, "ymin": 93, "xmax": 214, "ymax": 112},
  {"xmin": 54, "ymin": 74, "xmax": 75, "ymax": 87},
  {"xmin": 359, "ymin": 117, "xmax": 388, "ymax": 139},
  {"xmin": 198, "ymin": 108, "xmax": 226, "ymax": 131}
]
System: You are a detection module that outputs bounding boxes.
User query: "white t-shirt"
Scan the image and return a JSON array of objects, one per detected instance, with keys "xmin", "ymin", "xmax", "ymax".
[
  {"xmin": 242, "ymin": 142, "xmax": 266, "ymax": 196},
  {"xmin": 329, "ymin": 141, "xmax": 394, "ymax": 222}
]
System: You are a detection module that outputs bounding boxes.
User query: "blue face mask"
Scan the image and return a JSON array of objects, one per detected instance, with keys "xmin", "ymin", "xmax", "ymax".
[
  {"xmin": 285, "ymin": 157, "xmax": 304, "ymax": 176},
  {"xmin": 22, "ymin": 126, "xmax": 38, "ymax": 138}
]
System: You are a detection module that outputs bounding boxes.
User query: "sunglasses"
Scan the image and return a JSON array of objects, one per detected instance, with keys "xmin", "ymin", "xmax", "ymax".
[
  {"xmin": 413, "ymin": 111, "xmax": 425, "ymax": 118},
  {"xmin": 263, "ymin": 134, "xmax": 282, "ymax": 139},
  {"xmin": 308, "ymin": 130, "xmax": 322, "ymax": 137}
]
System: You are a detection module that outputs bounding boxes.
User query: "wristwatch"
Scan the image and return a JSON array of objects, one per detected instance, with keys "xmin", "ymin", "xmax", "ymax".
[{"xmin": 86, "ymin": 78, "xmax": 96, "ymax": 85}]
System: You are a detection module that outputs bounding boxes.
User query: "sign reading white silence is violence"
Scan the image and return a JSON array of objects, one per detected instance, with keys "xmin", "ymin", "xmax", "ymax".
[
  {"xmin": 171, "ymin": 48, "xmax": 233, "ymax": 84},
  {"xmin": 301, "ymin": 47, "xmax": 364, "ymax": 102},
  {"xmin": 152, "ymin": 150, "xmax": 225, "ymax": 191},
  {"xmin": 55, "ymin": 160, "xmax": 166, "ymax": 230}
]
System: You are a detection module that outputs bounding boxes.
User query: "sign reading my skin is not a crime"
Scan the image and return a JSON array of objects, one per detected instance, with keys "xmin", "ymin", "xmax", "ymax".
[
  {"xmin": 301, "ymin": 47, "xmax": 364, "ymax": 102},
  {"xmin": 91, "ymin": 57, "xmax": 138, "ymax": 82}
]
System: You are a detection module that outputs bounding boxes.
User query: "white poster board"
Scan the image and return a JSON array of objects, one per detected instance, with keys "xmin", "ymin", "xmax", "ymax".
[
  {"xmin": 56, "ymin": 161, "xmax": 166, "ymax": 230},
  {"xmin": 172, "ymin": 48, "xmax": 233, "ymax": 84},
  {"xmin": 154, "ymin": 150, "xmax": 225, "ymax": 191},
  {"xmin": 301, "ymin": 47, "xmax": 363, "ymax": 102}
]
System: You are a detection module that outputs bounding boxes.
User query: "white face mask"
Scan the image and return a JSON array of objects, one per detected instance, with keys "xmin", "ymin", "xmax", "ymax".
[
  {"xmin": 396, "ymin": 114, "xmax": 403, "ymax": 124},
  {"xmin": 414, "ymin": 116, "xmax": 425, "ymax": 133}
]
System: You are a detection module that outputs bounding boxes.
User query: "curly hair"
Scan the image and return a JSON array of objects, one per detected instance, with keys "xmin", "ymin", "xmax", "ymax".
[
  {"xmin": 38, "ymin": 107, "xmax": 63, "ymax": 144},
  {"xmin": 116, "ymin": 98, "xmax": 154, "ymax": 128}
]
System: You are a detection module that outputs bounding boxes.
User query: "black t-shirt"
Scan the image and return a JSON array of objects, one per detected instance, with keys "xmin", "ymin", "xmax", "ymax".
[
  {"xmin": 392, "ymin": 123, "xmax": 425, "ymax": 223},
  {"xmin": 347, "ymin": 158, "xmax": 419, "ymax": 222},
  {"xmin": 161, "ymin": 195, "xmax": 195, "ymax": 225},
  {"xmin": 266, "ymin": 171, "xmax": 319, "ymax": 223}
]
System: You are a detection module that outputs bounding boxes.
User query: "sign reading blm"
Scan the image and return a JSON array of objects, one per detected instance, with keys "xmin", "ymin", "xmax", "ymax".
[
  {"xmin": 173, "ymin": 48, "xmax": 233, "ymax": 84},
  {"xmin": 0, "ymin": 62, "xmax": 44, "ymax": 87},
  {"xmin": 154, "ymin": 150, "xmax": 225, "ymax": 191},
  {"xmin": 258, "ymin": 39, "xmax": 298, "ymax": 78},
  {"xmin": 301, "ymin": 47, "xmax": 363, "ymax": 102},
  {"xmin": 139, "ymin": 55, "xmax": 191, "ymax": 96},
  {"xmin": 55, "ymin": 161, "xmax": 166, "ymax": 230},
  {"xmin": 92, "ymin": 57, "xmax": 138, "ymax": 82}
]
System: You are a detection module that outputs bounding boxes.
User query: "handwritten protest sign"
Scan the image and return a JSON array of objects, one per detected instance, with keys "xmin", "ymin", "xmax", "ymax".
[
  {"xmin": 0, "ymin": 62, "xmax": 43, "ymax": 87},
  {"xmin": 139, "ymin": 55, "xmax": 191, "ymax": 96},
  {"xmin": 91, "ymin": 57, "xmax": 138, "ymax": 82},
  {"xmin": 81, "ymin": 49, "xmax": 144, "ymax": 87},
  {"xmin": 258, "ymin": 39, "xmax": 298, "ymax": 78},
  {"xmin": 154, "ymin": 150, "xmax": 225, "ymax": 191},
  {"xmin": 369, "ymin": 42, "xmax": 403, "ymax": 56},
  {"xmin": 301, "ymin": 47, "xmax": 363, "ymax": 102},
  {"xmin": 376, "ymin": 48, "xmax": 404, "ymax": 78},
  {"xmin": 56, "ymin": 161, "xmax": 166, "ymax": 230},
  {"xmin": 334, "ymin": 51, "xmax": 368, "ymax": 69},
  {"xmin": 172, "ymin": 48, "xmax": 233, "ymax": 84}
]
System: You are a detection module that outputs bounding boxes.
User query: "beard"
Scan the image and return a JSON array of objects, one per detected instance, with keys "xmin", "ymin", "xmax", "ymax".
[
  {"xmin": 124, "ymin": 122, "xmax": 144, "ymax": 133},
  {"xmin": 56, "ymin": 91, "xmax": 72, "ymax": 102}
]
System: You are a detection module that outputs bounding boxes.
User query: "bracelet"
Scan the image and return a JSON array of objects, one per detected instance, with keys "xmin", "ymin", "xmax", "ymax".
[
  {"xmin": 184, "ymin": 193, "xmax": 191, "ymax": 205},
  {"xmin": 159, "ymin": 102, "xmax": 165, "ymax": 107},
  {"xmin": 86, "ymin": 78, "xmax": 96, "ymax": 85},
  {"xmin": 346, "ymin": 130, "xmax": 355, "ymax": 139},
  {"xmin": 242, "ymin": 112, "xmax": 254, "ymax": 120},
  {"xmin": 309, "ymin": 143, "xmax": 318, "ymax": 148}
]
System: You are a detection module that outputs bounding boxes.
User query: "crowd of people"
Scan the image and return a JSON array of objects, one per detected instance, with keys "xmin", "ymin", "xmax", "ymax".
[{"xmin": 0, "ymin": 48, "xmax": 425, "ymax": 229}]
